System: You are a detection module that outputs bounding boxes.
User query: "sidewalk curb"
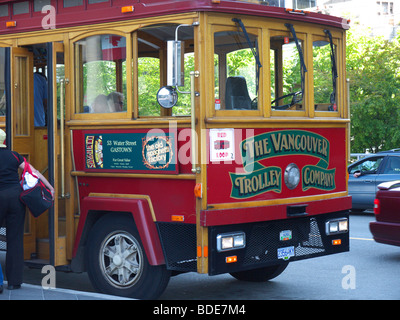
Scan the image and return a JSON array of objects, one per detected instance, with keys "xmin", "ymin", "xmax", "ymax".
[{"xmin": 1, "ymin": 281, "xmax": 135, "ymax": 300}]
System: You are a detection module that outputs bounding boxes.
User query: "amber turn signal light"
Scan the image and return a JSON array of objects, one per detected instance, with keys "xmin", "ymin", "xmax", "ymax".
[
  {"xmin": 194, "ymin": 183, "xmax": 202, "ymax": 198},
  {"xmin": 121, "ymin": 6, "xmax": 134, "ymax": 13},
  {"xmin": 6, "ymin": 21, "xmax": 16, "ymax": 28},
  {"xmin": 225, "ymin": 256, "xmax": 237, "ymax": 263}
]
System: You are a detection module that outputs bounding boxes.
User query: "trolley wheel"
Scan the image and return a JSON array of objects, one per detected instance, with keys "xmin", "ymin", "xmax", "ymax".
[
  {"xmin": 86, "ymin": 214, "xmax": 171, "ymax": 299},
  {"xmin": 229, "ymin": 263, "xmax": 289, "ymax": 282}
]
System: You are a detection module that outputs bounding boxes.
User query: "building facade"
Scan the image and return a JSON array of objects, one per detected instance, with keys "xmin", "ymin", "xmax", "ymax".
[{"xmin": 316, "ymin": 0, "xmax": 400, "ymax": 40}]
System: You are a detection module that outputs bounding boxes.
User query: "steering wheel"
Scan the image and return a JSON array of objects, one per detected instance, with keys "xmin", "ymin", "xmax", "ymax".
[{"xmin": 272, "ymin": 91, "xmax": 302, "ymax": 110}]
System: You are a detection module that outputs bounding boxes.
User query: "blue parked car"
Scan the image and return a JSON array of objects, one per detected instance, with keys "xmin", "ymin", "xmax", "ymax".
[{"xmin": 348, "ymin": 149, "xmax": 400, "ymax": 212}]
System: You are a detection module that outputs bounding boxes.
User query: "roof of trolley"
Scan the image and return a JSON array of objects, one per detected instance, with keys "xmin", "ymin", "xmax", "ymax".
[{"xmin": 0, "ymin": 0, "xmax": 349, "ymax": 34}]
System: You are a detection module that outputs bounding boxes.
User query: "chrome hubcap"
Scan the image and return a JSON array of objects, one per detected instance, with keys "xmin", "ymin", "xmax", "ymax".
[{"xmin": 100, "ymin": 231, "xmax": 143, "ymax": 288}]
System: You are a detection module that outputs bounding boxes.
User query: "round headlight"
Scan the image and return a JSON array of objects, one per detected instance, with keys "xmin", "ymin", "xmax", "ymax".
[{"xmin": 284, "ymin": 163, "xmax": 300, "ymax": 190}]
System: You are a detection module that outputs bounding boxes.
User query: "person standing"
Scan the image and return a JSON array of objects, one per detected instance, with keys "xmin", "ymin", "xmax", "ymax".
[
  {"xmin": 34, "ymin": 72, "xmax": 48, "ymax": 127},
  {"xmin": 0, "ymin": 129, "xmax": 54, "ymax": 290}
]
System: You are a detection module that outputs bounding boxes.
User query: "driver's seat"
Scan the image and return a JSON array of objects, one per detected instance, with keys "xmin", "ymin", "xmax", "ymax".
[{"xmin": 225, "ymin": 76, "xmax": 252, "ymax": 110}]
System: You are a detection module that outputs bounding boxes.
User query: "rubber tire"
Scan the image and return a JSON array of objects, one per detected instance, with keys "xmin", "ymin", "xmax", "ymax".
[
  {"xmin": 230, "ymin": 263, "xmax": 289, "ymax": 282},
  {"xmin": 86, "ymin": 214, "xmax": 171, "ymax": 299}
]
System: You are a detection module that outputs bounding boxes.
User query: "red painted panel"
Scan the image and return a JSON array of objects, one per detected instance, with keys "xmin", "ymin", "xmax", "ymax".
[
  {"xmin": 207, "ymin": 128, "xmax": 348, "ymax": 204},
  {"xmin": 201, "ymin": 196, "xmax": 352, "ymax": 226},
  {"xmin": 370, "ymin": 186, "xmax": 400, "ymax": 247},
  {"xmin": 75, "ymin": 195, "xmax": 165, "ymax": 265},
  {"xmin": 77, "ymin": 176, "xmax": 196, "ymax": 223},
  {"xmin": 73, "ymin": 129, "xmax": 196, "ymax": 223}
]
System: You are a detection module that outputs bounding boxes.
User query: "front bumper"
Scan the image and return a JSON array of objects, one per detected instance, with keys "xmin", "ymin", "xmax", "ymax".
[{"xmin": 208, "ymin": 211, "xmax": 349, "ymax": 275}]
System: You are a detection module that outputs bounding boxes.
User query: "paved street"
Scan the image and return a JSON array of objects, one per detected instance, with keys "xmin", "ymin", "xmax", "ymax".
[{"xmin": 2, "ymin": 213, "xmax": 399, "ymax": 300}]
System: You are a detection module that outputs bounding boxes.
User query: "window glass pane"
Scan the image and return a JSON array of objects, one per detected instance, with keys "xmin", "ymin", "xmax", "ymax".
[
  {"xmin": 64, "ymin": 0, "xmax": 83, "ymax": 8},
  {"xmin": 349, "ymin": 158, "xmax": 383, "ymax": 174},
  {"xmin": 138, "ymin": 57, "xmax": 160, "ymax": 116},
  {"xmin": 174, "ymin": 52, "xmax": 194, "ymax": 116},
  {"xmin": 214, "ymin": 30, "xmax": 259, "ymax": 111},
  {"xmin": 56, "ymin": 51, "xmax": 65, "ymax": 121},
  {"xmin": 137, "ymin": 24, "xmax": 194, "ymax": 117},
  {"xmin": 293, "ymin": 0, "xmax": 316, "ymax": 9},
  {"xmin": 270, "ymin": 34, "xmax": 304, "ymax": 111},
  {"xmin": 14, "ymin": 56, "xmax": 29, "ymax": 135},
  {"xmin": 13, "ymin": 1, "xmax": 29, "ymax": 15},
  {"xmin": 226, "ymin": 0, "xmax": 285, "ymax": 5},
  {"xmin": 88, "ymin": 0, "xmax": 108, "ymax": 3},
  {"xmin": 34, "ymin": 0, "xmax": 51, "ymax": 12},
  {"xmin": 75, "ymin": 34, "xmax": 127, "ymax": 114},
  {"xmin": 383, "ymin": 2, "xmax": 389, "ymax": 14},
  {"xmin": 383, "ymin": 157, "xmax": 400, "ymax": 174},
  {"xmin": 313, "ymin": 39, "xmax": 338, "ymax": 112},
  {"xmin": 0, "ymin": 5, "xmax": 9, "ymax": 17},
  {"xmin": 0, "ymin": 48, "xmax": 5, "ymax": 116}
]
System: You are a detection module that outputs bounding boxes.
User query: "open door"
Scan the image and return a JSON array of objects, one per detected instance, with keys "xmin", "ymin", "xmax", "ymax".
[
  {"xmin": 9, "ymin": 43, "xmax": 68, "ymax": 266},
  {"xmin": 47, "ymin": 42, "xmax": 68, "ymax": 266},
  {"xmin": 10, "ymin": 47, "xmax": 36, "ymax": 260}
]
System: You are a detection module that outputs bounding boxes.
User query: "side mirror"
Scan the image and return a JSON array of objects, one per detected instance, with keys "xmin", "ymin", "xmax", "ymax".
[
  {"xmin": 157, "ymin": 86, "xmax": 178, "ymax": 109},
  {"xmin": 167, "ymin": 40, "xmax": 185, "ymax": 87},
  {"xmin": 159, "ymin": 22, "xmax": 198, "ymax": 108}
]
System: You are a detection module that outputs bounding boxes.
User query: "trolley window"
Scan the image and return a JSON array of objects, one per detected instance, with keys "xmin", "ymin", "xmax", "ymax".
[
  {"xmin": 88, "ymin": 0, "xmax": 108, "ymax": 3},
  {"xmin": 137, "ymin": 24, "xmax": 194, "ymax": 117},
  {"xmin": 213, "ymin": 23, "xmax": 260, "ymax": 111},
  {"xmin": 313, "ymin": 32, "xmax": 339, "ymax": 113},
  {"xmin": 34, "ymin": 0, "xmax": 51, "ymax": 12},
  {"xmin": 74, "ymin": 34, "xmax": 127, "ymax": 114},
  {"xmin": 270, "ymin": 26, "xmax": 306, "ymax": 113},
  {"xmin": 14, "ymin": 53, "xmax": 30, "ymax": 135},
  {"xmin": 0, "ymin": 5, "xmax": 8, "ymax": 17},
  {"xmin": 64, "ymin": 0, "xmax": 83, "ymax": 7},
  {"xmin": 13, "ymin": 2, "xmax": 29, "ymax": 15}
]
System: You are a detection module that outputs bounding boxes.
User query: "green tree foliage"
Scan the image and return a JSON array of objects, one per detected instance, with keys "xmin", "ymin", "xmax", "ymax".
[
  {"xmin": 276, "ymin": 29, "xmax": 400, "ymax": 153},
  {"xmin": 138, "ymin": 54, "xmax": 194, "ymax": 116},
  {"xmin": 347, "ymin": 29, "xmax": 400, "ymax": 152},
  {"xmin": 138, "ymin": 57, "xmax": 161, "ymax": 116},
  {"xmin": 84, "ymin": 61, "xmax": 127, "ymax": 103}
]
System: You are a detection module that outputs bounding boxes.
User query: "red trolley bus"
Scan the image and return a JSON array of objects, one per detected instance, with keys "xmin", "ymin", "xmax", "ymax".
[{"xmin": 0, "ymin": 0, "xmax": 351, "ymax": 299}]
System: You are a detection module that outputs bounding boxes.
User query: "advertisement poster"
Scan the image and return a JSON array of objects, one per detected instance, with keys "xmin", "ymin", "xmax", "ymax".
[{"xmin": 85, "ymin": 132, "xmax": 177, "ymax": 174}]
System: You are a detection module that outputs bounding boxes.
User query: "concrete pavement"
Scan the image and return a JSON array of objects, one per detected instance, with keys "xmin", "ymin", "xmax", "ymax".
[{"xmin": 0, "ymin": 281, "xmax": 134, "ymax": 300}]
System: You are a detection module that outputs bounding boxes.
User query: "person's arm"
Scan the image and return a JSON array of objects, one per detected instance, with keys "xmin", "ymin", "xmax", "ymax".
[{"xmin": 19, "ymin": 162, "xmax": 55, "ymax": 200}]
